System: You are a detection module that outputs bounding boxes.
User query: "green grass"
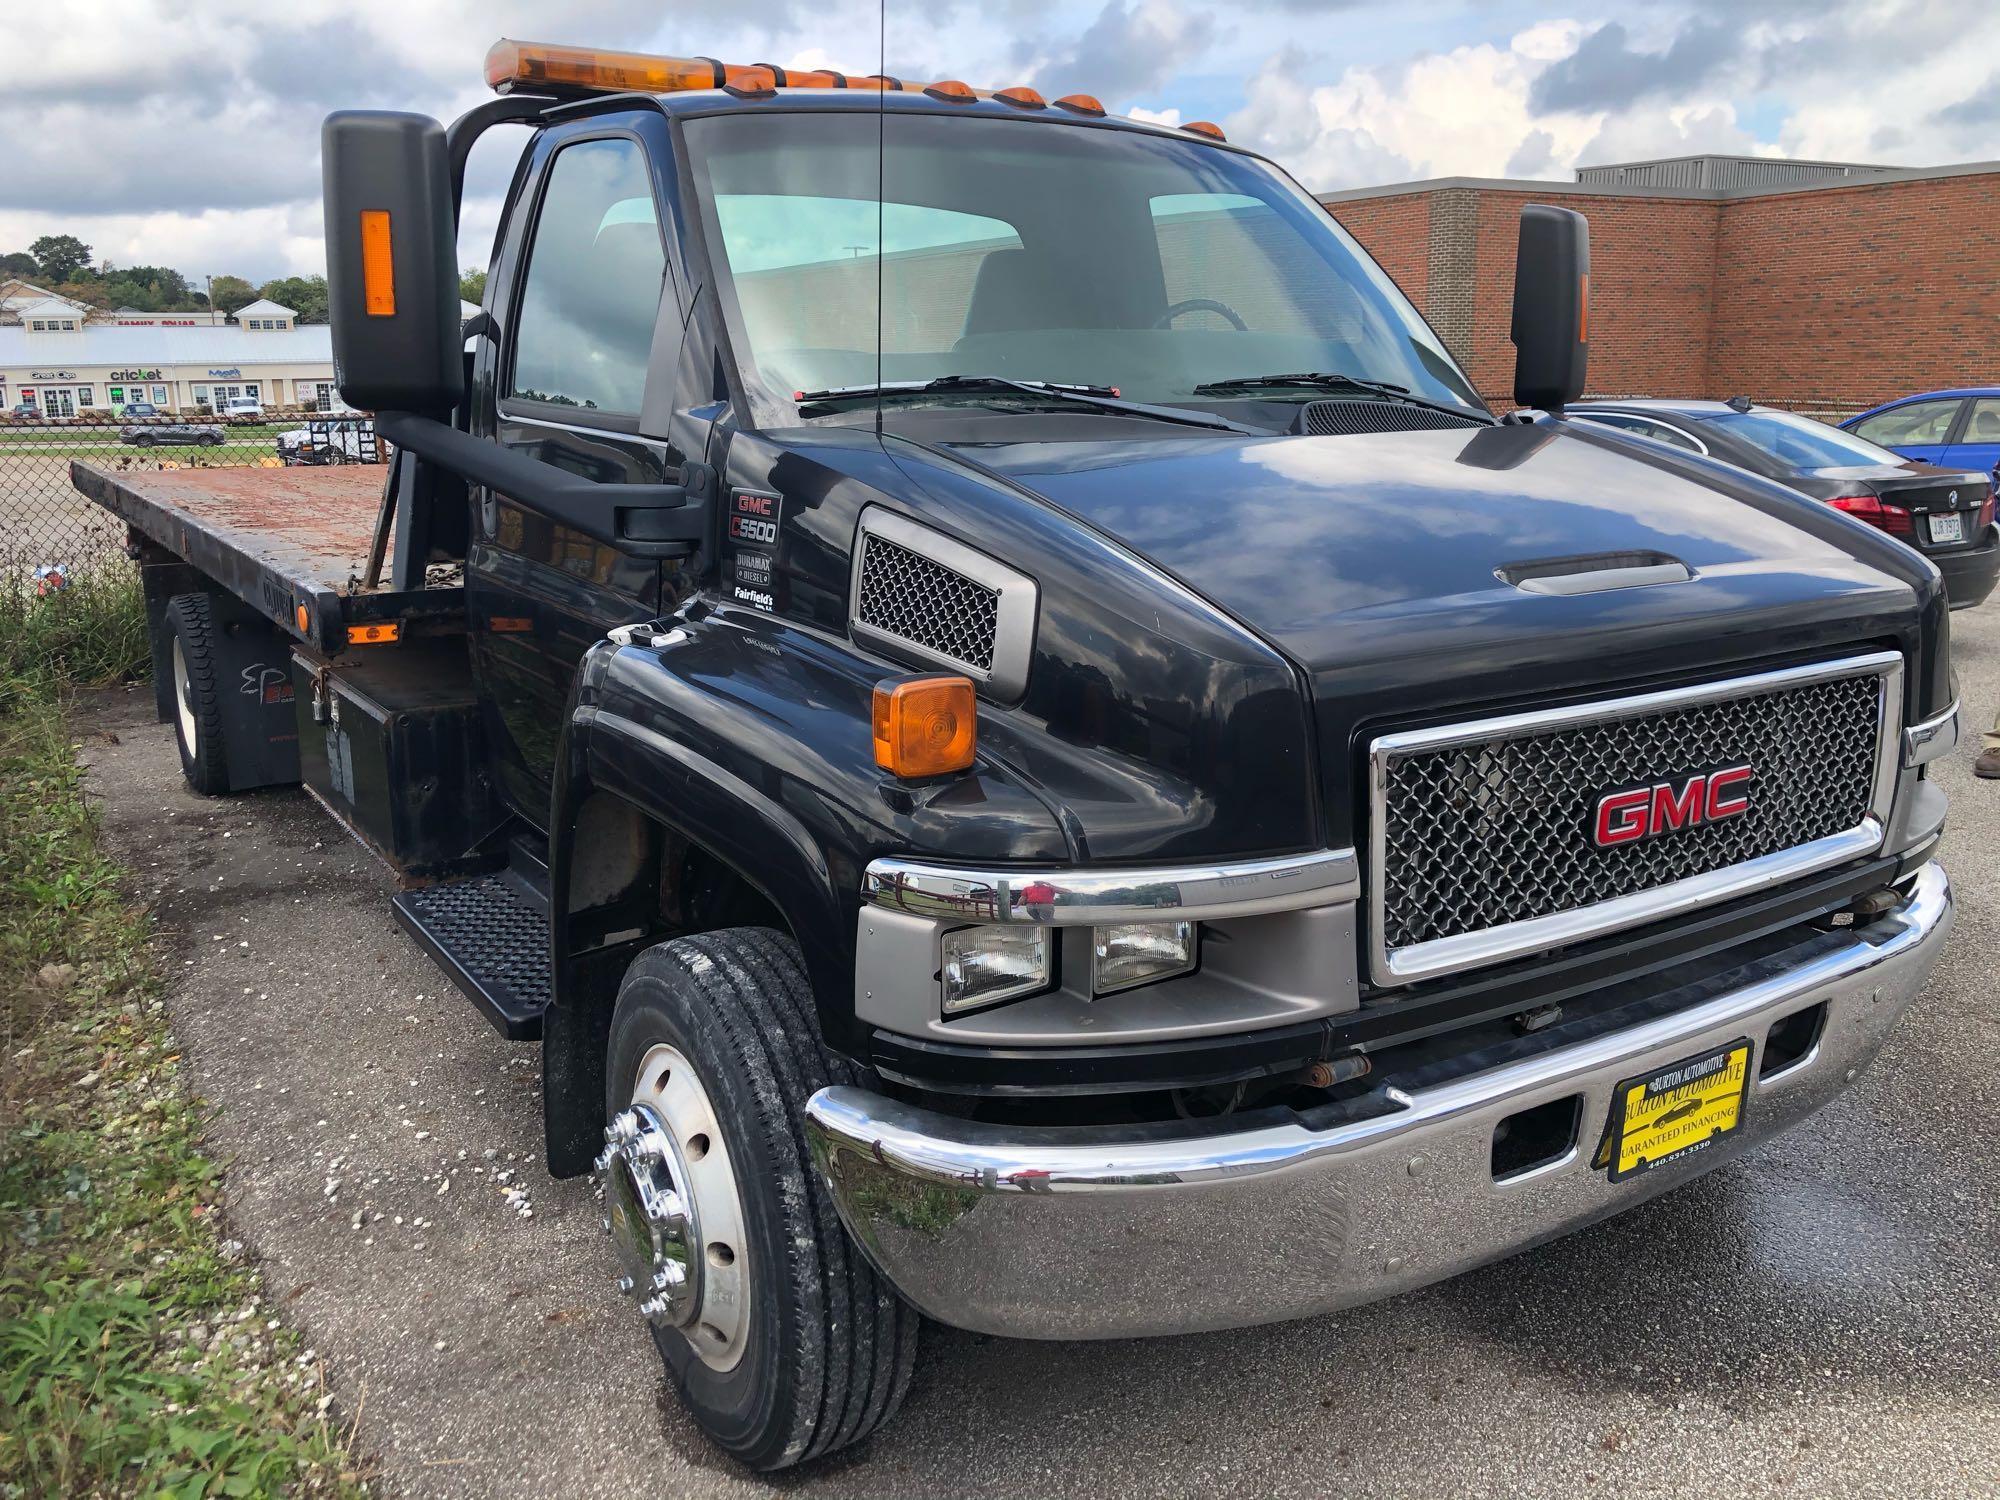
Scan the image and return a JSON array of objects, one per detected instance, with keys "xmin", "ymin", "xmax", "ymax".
[
  {"xmin": 0, "ymin": 696, "xmax": 366, "ymax": 1497},
  {"xmin": 0, "ymin": 564, "xmax": 151, "ymax": 714}
]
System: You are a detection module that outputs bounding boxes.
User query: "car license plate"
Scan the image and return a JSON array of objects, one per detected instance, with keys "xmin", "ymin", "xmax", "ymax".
[
  {"xmin": 1603, "ymin": 1039, "xmax": 1752, "ymax": 1183},
  {"xmin": 1930, "ymin": 512, "xmax": 1964, "ymax": 545}
]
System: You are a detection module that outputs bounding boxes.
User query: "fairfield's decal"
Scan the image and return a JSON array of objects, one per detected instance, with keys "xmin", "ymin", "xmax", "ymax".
[{"xmin": 1593, "ymin": 765, "xmax": 1753, "ymax": 848}]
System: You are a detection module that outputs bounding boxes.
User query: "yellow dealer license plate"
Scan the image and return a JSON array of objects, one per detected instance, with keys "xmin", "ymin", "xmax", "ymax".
[{"xmin": 1605, "ymin": 1039, "xmax": 1753, "ymax": 1183}]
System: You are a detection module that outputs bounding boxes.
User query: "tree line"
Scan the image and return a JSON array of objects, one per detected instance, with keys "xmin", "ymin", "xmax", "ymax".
[{"xmin": 5, "ymin": 234, "xmax": 490, "ymax": 323}]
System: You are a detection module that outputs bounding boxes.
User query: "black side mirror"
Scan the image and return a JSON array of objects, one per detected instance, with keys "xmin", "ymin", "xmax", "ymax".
[
  {"xmin": 1510, "ymin": 204, "xmax": 1589, "ymax": 413},
  {"xmin": 323, "ymin": 111, "xmax": 464, "ymax": 416}
]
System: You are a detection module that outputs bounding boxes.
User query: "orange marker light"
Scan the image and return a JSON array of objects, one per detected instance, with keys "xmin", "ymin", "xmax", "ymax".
[
  {"xmin": 924, "ymin": 79, "xmax": 977, "ymax": 102},
  {"xmin": 1183, "ymin": 120, "xmax": 1226, "ymax": 141},
  {"xmin": 724, "ymin": 67, "xmax": 779, "ymax": 98},
  {"xmin": 1577, "ymin": 273, "xmax": 1589, "ymax": 344},
  {"xmin": 872, "ymin": 676, "xmax": 976, "ymax": 778},
  {"xmin": 1053, "ymin": 93, "xmax": 1106, "ymax": 115},
  {"xmin": 995, "ymin": 85, "xmax": 1046, "ymax": 109},
  {"xmin": 348, "ymin": 622, "xmax": 401, "ymax": 646},
  {"xmin": 294, "ymin": 603, "xmax": 311, "ymax": 634},
  {"xmin": 360, "ymin": 210, "xmax": 395, "ymax": 317}
]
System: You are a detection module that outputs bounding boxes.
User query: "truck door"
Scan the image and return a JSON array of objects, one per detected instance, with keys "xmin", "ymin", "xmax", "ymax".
[{"xmin": 468, "ymin": 118, "xmax": 692, "ymax": 825}]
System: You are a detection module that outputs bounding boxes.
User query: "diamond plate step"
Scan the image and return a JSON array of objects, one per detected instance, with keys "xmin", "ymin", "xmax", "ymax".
[{"xmin": 392, "ymin": 871, "xmax": 550, "ymax": 1040}]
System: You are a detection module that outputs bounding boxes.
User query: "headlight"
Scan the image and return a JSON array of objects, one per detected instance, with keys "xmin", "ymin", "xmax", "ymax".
[
  {"xmin": 941, "ymin": 925, "xmax": 1051, "ymax": 1015},
  {"xmin": 1091, "ymin": 921, "xmax": 1197, "ymax": 996}
]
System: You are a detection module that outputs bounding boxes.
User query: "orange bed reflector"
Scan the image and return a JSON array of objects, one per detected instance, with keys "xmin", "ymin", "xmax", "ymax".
[
  {"xmin": 994, "ymin": 85, "xmax": 1046, "ymax": 109},
  {"xmin": 347, "ymin": 622, "xmax": 402, "ymax": 646},
  {"xmin": 1053, "ymin": 93, "xmax": 1106, "ymax": 116},
  {"xmin": 1182, "ymin": 120, "xmax": 1225, "ymax": 141},
  {"xmin": 359, "ymin": 210, "xmax": 395, "ymax": 318},
  {"xmin": 924, "ymin": 79, "xmax": 976, "ymax": 102},
  {"xmin": 872, "ymin": 675, "xmax": 976, "ymax": 778},
  {"xmin": 294, "ymin": 603, "xmax": 311, "ymax": 634}
]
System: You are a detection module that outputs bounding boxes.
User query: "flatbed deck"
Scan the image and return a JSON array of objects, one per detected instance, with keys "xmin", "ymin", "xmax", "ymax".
[{"xmin": 70, "ymin": 460, "xmax": 463, "ymax": 653}]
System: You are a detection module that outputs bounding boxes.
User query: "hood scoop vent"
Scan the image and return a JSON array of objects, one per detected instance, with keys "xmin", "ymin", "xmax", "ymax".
[
  {"xmin": 1297, "ymin": 398, "xmax": 1486, "ymax": 437},
  {"xmin": 1498, "ymin": 551, "xmax": 1693, "ymax": 596}
]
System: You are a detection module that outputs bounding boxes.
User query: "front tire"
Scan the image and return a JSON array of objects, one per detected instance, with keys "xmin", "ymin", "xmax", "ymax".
[{"xmin": 601, "ymin": 929, "xmax": 918, "ymax": 1470}]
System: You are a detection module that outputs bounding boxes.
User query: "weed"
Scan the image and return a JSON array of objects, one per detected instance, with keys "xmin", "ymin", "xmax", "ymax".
[
  {"xmin": 0, "ymin": 562, "xmax": 150, "ymax": 712},
  {"xmin": 0, "ymin": 698, "xmax": 364, "ymax": 1496}
]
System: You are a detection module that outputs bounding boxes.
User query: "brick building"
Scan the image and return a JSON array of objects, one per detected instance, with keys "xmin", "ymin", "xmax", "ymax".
[{"xmin": 1320, "ymin": 155, "xmax": 2000, "ymax": 417}]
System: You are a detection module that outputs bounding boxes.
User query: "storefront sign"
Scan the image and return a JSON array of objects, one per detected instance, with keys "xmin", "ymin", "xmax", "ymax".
[
  {"xmin": 30, "ymin": 369, "xmax": 76, "ymax": 380},
  {"xmin": 207, "ymin": 367, "xmax": 242, "ymax": 378},
  {"xmin": 109, "ymin": 368, "xmax": 166, "ymax": 381}
]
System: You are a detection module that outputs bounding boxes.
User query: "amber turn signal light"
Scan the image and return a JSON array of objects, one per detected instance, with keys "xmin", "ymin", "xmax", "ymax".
[
  {"xmin": 347, "ymin": 622, "xmax": 401, "ymax": 646},
  {"xmin": 873, "ymin": 675, "xmax": 976, "ymax": 778}
]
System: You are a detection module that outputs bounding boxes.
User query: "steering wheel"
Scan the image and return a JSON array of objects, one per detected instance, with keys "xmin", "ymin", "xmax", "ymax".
[{"xmin": 1153, "ymin": 297, "xmax": 1248, "ymax": 331}]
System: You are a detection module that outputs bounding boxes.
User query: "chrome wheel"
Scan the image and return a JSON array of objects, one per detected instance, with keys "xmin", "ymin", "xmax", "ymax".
[
  {"xmin": 597, "ymin": 1043, "xmax": 751, "ymax": 1371},
  {"xmin": 171, "ymin": 635, "xmax": 197, "ymax": 753}
]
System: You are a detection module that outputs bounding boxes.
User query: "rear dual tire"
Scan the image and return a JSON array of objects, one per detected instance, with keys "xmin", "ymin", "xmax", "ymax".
[
  {"xmin": 166, "ymin": 593, "xmax": 230, "ymax": 796},
  {"xmin": 604, "ymin": 929, "xmax": 918, "ymax": 1470}
]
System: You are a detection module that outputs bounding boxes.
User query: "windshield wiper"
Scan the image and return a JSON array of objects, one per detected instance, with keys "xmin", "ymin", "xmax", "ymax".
[
  {"xmin": 1190, "ymin": 371, "xmax": 1492, "ymax": 424},
  {"xmin": 795, "ymin": 375, "xmax": 1261, "ymax": 434}
]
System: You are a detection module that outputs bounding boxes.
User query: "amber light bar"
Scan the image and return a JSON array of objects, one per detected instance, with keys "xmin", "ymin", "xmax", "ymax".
[{"xmin": 483, "ymin": 38, "xmax": 1226, "ymax": 139}]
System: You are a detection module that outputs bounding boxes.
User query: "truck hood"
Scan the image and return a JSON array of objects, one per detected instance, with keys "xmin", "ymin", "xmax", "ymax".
[{"xmin": 938, "ymin": 418, "xmax": 1938, "ymax": 841}]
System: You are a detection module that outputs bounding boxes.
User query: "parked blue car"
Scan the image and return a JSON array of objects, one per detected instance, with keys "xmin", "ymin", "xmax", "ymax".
[{"xmin": 1842, "ymin": 387, "xmax": 2000, "ymax": 477}]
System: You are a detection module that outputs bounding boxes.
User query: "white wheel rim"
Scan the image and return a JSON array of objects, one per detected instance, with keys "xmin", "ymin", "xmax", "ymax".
[
  {"xmin": 628, "ymin": 1042, "xmax": 752, "ymax": 1372},
  {"xmin": 171, "ymin": 635, "xmax": 197, "ymax": 754}
]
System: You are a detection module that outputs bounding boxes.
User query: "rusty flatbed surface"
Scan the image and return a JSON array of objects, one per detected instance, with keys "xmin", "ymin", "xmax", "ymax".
[{"xmin": 70, "ymin": 460, "xmax": 462, "ymax": 653}]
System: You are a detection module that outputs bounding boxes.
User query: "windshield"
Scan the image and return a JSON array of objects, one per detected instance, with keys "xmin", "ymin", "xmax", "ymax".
[
  {"xmin": 684, "ymin": 110, "xmax": 1482, "ymax": 424},
  {"xmin": 1692, "ymin": 409, "xmax": 1904, "ymax": 470}
]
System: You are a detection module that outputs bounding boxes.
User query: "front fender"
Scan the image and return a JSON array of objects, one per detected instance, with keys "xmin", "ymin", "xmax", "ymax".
[{"xmin": 542, "ymin": 604, "xmax": 1071, "ymax": 1167}]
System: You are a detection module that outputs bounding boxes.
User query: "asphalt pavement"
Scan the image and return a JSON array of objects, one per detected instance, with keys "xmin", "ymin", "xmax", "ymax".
[{"xmin": 75, "ymin": 607, "xmax": 2000, "ymax": 1499}]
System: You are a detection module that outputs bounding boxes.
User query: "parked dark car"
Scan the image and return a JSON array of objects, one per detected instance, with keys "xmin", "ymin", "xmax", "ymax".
[
  {"xmin": 1570, "ymin": 398, "xmax": 1999, "ymax": 609},
  {"xmin": 120, "ymin": 401, "xmax": 162, "ymax": 419},
  {"xmin": 120, "ymin": 422, "xmax": 226, "ymax": 448},
  {"xmin": 1841, "ymin": 387, "xmax": 2000, "ymax": 476},
  {"xmin": 6, "ymin": 402, "xmax": 38, "ymax": 420}
]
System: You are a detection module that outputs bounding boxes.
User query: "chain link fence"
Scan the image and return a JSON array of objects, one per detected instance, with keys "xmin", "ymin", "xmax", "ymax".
[{"xmin": 1, "ymin": 413, "xmax": 384, "ymax": 577}]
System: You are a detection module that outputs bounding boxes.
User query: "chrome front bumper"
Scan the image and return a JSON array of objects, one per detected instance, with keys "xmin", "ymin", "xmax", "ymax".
[{"xmin": 805, "ymin": 861, "xmax": 1952, "ymax": 1340}]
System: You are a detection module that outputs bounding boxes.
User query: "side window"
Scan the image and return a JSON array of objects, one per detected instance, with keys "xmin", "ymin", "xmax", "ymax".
[
  {"xmin": 1961, "ymin": 397, "xmax": 2000, "ymax": 445},
  {"xmin": 1631, "ymin": 419, "xmax": 1700, "ymax": 452},
  {"xmin": 1852, "ymin": 399, "xmax": 1959, "ymax": 447},
  {"xmin": 509, "ymin": 137, "xmax": 666, "ymax": 415}
]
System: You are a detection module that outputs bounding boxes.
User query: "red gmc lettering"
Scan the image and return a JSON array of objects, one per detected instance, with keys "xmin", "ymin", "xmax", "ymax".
[
  {"xmin": 1705, "ymin": 764, "xmax": 1753, "ymax": 820},
  {"xmin": 734, "ymin": 493, "xmax": 776, "ymax": 517},
  {"xmin": 1594, "ymin": 787, "xmax": 1654, "ymax": 846},
  {"xmin": 1593, "ymin": 764, "xmax": 1753, "ymax": 847}
]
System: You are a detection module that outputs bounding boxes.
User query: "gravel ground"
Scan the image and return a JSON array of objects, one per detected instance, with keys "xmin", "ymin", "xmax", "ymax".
[{"xmin": 74, "ymin": 608, "xmax": 2000, "ymax": 1499}]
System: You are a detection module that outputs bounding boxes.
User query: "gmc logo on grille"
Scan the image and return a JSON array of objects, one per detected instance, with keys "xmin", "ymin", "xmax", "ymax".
[{"xmin": 1593, "ymin": 765, "xmax": 1753, "ymax": 848}]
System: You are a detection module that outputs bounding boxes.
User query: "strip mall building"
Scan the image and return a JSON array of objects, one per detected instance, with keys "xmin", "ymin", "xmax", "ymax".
[
  {"xmin": 0, "ymin": 295, "xmax": 342, "ymax": 416},
  {"xmin": 1321, "ymin": 154, "xmax": 2000, "ymax": 416}
]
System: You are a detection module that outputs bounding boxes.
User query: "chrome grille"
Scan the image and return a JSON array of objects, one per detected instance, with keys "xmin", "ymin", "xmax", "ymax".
[
  {"xmin": 1370, "ymin": 655, "xmax": 1898, "ymax": 984},
  {"xmin": 856, "ymin": 533, "xmax": 1000, "ymax": 673}
]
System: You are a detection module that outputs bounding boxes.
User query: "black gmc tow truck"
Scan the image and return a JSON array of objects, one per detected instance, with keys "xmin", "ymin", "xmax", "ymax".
[{"xmin": 75, "ymin": 39, "xmax": 1958, "ymax": 1470}]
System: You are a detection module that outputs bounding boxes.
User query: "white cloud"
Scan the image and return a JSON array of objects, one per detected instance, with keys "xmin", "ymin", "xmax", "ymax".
[{"xmin": 4, "ymin": 1, "xmax": 1998, "ymax": 291}]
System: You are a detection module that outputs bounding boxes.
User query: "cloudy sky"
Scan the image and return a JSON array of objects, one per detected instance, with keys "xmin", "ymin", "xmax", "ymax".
[{"xmin": 4, "ymin": 0, "xmax": 1996, "ymax": 287}]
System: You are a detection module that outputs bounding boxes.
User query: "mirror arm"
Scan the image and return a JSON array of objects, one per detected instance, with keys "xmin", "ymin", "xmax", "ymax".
[
  {"xmin": 374, "ymin": 411, "xmax": 712, "ymax": 560},
  {"xmin": 445, "ymin": 95, "xmax": 554, "ymax": 225}
]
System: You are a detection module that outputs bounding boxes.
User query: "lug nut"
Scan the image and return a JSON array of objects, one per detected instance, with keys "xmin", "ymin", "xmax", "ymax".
[
  {"xmin": 615, "ymin": 1275, "xmax": 635, "ymax": 1295},
  {"xmin": 653, "ymin": 1262, "xmax": 687, "ymax": 1290},
  {"xmin": 637, "ymin": 1296, "xmax": 669, "ymax": 1320}
]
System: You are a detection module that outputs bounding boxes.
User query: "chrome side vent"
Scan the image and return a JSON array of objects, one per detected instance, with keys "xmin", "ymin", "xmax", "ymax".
[
  {"xmin": 849, "ymin": 508, "xmax": 1038, "ymax": 700},
  {"xmin": 1297, "ymin": 398, "xmax": 1485, "ymax": 436}
]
